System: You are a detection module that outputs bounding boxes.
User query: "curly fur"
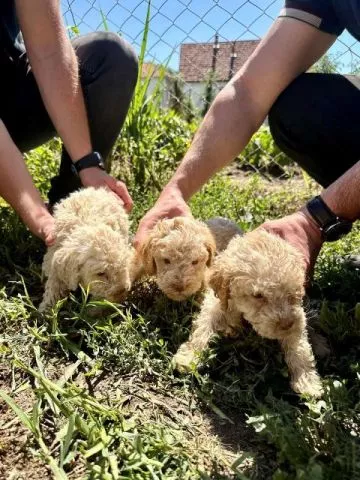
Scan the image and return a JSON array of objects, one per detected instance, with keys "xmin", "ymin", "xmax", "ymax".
[
  {"xmin": 173, "ymin": 228, "xmax": 323, "ymax": 397},
  {"xmin": 205, "ymin": 217, "xmax": 243, "ymax": 253},
  {"xmin": 40, "ymin": 187, "xmax": 139, "ymax": 311},
  {"xmin": 138, "ymin": 216, "xmax": 216, "ymax": 301}
]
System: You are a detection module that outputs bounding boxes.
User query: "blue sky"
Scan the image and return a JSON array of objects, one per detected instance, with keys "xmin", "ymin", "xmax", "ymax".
[{"xmin": 62, "ymin": 0, "xmax": 360, "ymax": 72}]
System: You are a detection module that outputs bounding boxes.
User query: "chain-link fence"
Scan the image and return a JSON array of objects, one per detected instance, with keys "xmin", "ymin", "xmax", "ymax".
[{"xmin": 61, "ymin": 0, "xmax": 360, "ymax": 179}]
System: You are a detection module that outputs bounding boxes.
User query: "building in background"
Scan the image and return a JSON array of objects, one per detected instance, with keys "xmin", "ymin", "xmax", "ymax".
[
  {"xmin": 179, "ymin": 37, "xmax": 260, "ymax": 110},
  {"xmin": 141, "ymin": 62, "xmax": 173, "ymax": 108}
]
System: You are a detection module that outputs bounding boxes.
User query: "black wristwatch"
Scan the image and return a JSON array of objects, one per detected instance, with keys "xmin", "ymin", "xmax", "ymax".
[
  {"xmin": 71, "ymin": 151, "xmax": 105, "ymax": 176},
  {"xmin": 306, "ymin": 195, "xmax": 352, "ymax": 242}
]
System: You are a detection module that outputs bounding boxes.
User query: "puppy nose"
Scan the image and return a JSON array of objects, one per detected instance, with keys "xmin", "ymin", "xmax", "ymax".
[
  {"xmin": 279, "ymin": 318, "xmax": 294, "ymax": 331},
  {"xmin": 171, "ymin": 282, "xmax": 185, "ymax": 292}
]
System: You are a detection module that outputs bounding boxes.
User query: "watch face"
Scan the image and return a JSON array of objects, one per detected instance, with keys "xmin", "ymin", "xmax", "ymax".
[{"xmin": 323, "ymin": 222, "xmax": 352, "ymax": 242}]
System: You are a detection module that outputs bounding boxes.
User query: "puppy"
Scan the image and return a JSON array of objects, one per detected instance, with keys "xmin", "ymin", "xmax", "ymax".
[
  {"xmin": 40, "ymin": 187, "xmax": 138, "ymax": 311},
  {"xmin": 138, "ymin": 217, "xmax": 216, "ymax": 301},
  {"xmin": 173, "ymin": 229, "xmax": 323, "ymax": 397}
]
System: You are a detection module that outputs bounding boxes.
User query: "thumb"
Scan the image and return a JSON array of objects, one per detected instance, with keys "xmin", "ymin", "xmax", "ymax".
[{"xmin": 133, "ymin": 220, "xmax": 149, "ymax": 251}]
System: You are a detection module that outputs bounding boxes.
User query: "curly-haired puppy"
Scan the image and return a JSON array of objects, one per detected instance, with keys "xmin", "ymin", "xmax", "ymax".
[
  {"xmin": 138, "ymin": 217, "xmax": 216, "ymax": 301},
  {"xmin": 205, "ymin": 217, "xmax": 243, "ymax": 253},
  {"xmin": 173, "ymin": 229, "xmax": 323, "ymax": 397},
  {"xmin": 40, "ymin": 187, "xmax": 138, "ymax": 311}
]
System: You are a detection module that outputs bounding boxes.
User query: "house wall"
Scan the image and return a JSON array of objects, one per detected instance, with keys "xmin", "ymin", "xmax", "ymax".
[
  {"xmin": 183, "ymin": 81, "xmax": 227, "ymax": 111},
  {"xmin": 145, "ymin": 77, "xmax": 172, "ymax": 108}
]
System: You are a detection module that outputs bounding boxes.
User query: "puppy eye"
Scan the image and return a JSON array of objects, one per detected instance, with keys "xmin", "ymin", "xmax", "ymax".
[
  {"xmin": 289, "ymin": 295, "xmax": 300, "ymax": 304},
  {"xmin": 97, "ymin": 272, "xmax": 107, "ymax": 278},
  {"xmin": 192, "ymin": 260, "xmax": 199, "ymax": 265},
  {"xmin": 163, "ymin": 258, "xmax": 171, "ymax": 265},
  {"xmin": 253, "ymin": 293, "xmax": 264, "ymax": 299}
]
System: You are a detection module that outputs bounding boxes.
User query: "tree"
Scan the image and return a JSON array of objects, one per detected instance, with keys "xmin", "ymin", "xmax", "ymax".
[
  {"xmin": 202, "ymin": 70, "xmax": 216, "ymax": 117},
  {"xmin": 169, "ymin": 76, "xmax": 185, "ymax": 115},
  {"xmin": 310, "ymin": 53, "xmax": 342, "ymax": 74}
]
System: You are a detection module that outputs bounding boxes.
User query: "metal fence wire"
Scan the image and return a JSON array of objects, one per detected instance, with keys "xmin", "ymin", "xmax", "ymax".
[{"xmin": 61, "ymin": 0, "xmax": 360, "ymax": 177}]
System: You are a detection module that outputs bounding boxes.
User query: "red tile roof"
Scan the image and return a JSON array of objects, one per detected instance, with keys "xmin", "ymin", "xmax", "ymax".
[
  {"xmin": 141, "ymin": 62, "xmax": 162, "ymax": 79},
  {"xmin": 179, "ymin": 39, "xmax": 260, "ymax": 82}
]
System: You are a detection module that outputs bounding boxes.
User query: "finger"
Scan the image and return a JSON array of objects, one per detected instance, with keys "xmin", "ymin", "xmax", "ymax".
[
  {"xmin": 104, "ymin": 177, "xmax": 133, "ymax": 212},
  {"xmin": 114, "ymin": 180, "xmax": 133, "ymax": 212},
  {"xmin": 45, "ymin": 231, "xmax": 56, "ymax": 247}
]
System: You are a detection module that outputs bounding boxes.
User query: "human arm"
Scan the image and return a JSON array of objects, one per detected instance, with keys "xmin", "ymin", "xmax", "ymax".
[
  {"xmin": 15, "ymin": 0, "xmax": 132, "ymax": 210},
  {"xmin": 134, "ymin": 18, "xmax": 336, "ymax": 247},
  {"xmin": 0, "ymin": 121, "xmax": 55, "ymax": 245}
]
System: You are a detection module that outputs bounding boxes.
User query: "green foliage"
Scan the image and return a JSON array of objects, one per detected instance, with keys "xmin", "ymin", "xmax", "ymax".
[
  {"xmin": 24, "ymin": 138, "xmax": 61, "ymax": 197},
  {"xmin": 116, "ymin": 108, "xmax": 197, "ymax": 192},
  {"xmin": 169, "ymin": 76, "xmax": 197, "ymax": 123},
  {"xmin": 169, "ymin": 76, "xmax": 185, "ymax": 114},
  {"xmin": 310, "ymin": 53, "xmax": 343, "ymax": 74},
  {"xmin": 238, "ymin": 126, "xmax": 293, "ymax": 175},
  {"xmin": 2, "ymin": 149, "xmax": 360, "ymax": 477},
  {"xmin": 202, "ymin": 70, "xmax": 217, "ymax": 117}
]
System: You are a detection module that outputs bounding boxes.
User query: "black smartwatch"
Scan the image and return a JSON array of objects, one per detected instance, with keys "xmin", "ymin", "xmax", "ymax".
[
  {"xmin": 71, "ymin": 151, "xmax": 105, "ymax": 176},
  {"xmin": 306, "ymin": 195, "xmax": 352, "ymax": 242}
]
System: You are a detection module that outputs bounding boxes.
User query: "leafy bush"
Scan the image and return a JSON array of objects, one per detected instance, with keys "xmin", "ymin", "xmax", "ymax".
[
  {"xmin": 24, "ymin": 138, "xmax": 60, "ymax": 197},
  {"xmin": 115, "ymin": 107, "xmax": 197, "ymax": 192},
  {"xmin": 238, "ymin": 126, "xmax": 293, "ymax": 175}
]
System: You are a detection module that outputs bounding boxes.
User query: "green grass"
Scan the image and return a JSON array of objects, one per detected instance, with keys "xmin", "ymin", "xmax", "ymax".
[{"xmin": 0, "ymin": 144, "xmax": 359, "ymax": 479}]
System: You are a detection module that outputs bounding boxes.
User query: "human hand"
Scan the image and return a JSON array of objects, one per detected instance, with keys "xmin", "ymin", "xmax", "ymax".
[
  {"xmin": 79, "ymin": 167, "xmax": 133, "ymax": 213},
  {"xmin": 133, "ymin": 185, "xmax": 192, "ymax": 250},
  {"xmin": 258, "ymin": 209, "xmax": 323, "ymax": 278},
  {"xmin": 31, "ymin": 211, "xmax": 56, "ymax": 247}
]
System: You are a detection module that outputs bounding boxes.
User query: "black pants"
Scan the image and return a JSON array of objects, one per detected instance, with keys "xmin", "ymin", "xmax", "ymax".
[
  {"xmin": 0, "ymin": 31, "xmax": 138, "ymax": 205},
  {"xmin": 269, "ymin": 73, "xmax": 360, "ymax": 187}
]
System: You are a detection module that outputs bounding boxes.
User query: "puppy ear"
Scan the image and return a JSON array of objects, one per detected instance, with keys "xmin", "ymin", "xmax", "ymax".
[
  {"xmin": 139, "ymin": 236, "xmax": 157, "ymax": 276},
  {"xmin": 52, "ymin": 245, "xmax": 82, "ymax": 291},
  {"xmin": 205, "ymin": 237, "xmax": 216, "ymax": 267},
  {"xmin": 209, "ymin": 266, "xmax": 230, "ymax": 310}
]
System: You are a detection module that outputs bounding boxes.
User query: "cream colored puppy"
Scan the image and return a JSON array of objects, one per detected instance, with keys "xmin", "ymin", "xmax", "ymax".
[
  {"xmin": 40, "ymin": 187, "xmax": 138, "ymax": 311},
  {"xmin": 139, "ymin": 217, "xmax": 216, "ymax": 301},
  {"xmin": 174, "ymin": 229, "xmax": 323, "ymax": 397}
]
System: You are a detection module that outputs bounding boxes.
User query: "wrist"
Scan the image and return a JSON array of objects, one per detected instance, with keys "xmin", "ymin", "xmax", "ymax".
[
  {"xmin": 165, "ymin": 174, "xmax": 193, "ymax": 202},
  {"xmin": 320, "ymin": 191, "xmax": 355, "ymax": 221},
  {"xmin": 298, "ymin": 208, "xmax": 323, "ymax": 247},
  {"xmin": 162, "ymin": 181, "xmax": 186, "ymax": 202}
]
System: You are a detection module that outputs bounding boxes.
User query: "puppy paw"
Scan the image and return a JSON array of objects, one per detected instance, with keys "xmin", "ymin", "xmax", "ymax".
[
  {"xmin": 172, "ymin": 345, "xmax": 197, "ymax": 373},
  {"xmin": 291, "ymin": 370, "xmax": 323, "ymax": 398},
  {"xmin": 222, "ymin": 325, "xmax": 239, "ymax": 338},
  {"xmin": 38, "ymin": 301, "xmax": 47, "ymax": 313}
]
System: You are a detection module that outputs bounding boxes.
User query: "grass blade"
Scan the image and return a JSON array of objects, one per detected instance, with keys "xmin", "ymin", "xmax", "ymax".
[{"xmin": 0, "ymin": 389, "xmax": 35, "ymax": 433}]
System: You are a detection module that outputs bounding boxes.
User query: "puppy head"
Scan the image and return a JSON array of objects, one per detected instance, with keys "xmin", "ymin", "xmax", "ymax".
[
  {"xmin": 210, "ymin": 229, "xmax": 306, "ymax": 339},
  {"xmin": 53, "ymin": 224, "xmax": 131, "ymax": 303},
  {"xmin": 140, "ymin": 217, "xmax": 216, "ymax": 300}
]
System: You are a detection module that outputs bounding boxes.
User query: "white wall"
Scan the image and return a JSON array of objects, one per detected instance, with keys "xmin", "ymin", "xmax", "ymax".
[
  {"xmin": 183, "ymin": 81, "xmax": 227, "ymax": 110},
  {"xmin": 144, "ymin": 77, "xmax": 172, "ymax": 108}
]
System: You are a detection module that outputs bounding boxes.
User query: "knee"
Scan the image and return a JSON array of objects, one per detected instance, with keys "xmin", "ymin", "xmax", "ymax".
[
  {"xmin": 77, "ymin": 31, "xmax": 138, "ymax": 89},
  {"xmin": 96, "ymin": 32, "xmax": 138, "ymax": 83}
]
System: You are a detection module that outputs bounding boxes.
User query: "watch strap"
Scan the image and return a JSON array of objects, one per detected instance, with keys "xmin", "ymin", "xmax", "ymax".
[
  {"xmin": 306, "ymin": 195, "xmax": 352, "ymax": 242},
  {"xmin": 71, "ymin": 152, "xmax": 105, "ymax": 175},
  {"xmin": 306, "ymin": 196, "xmax": 337, "ymax": 228}
]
